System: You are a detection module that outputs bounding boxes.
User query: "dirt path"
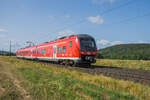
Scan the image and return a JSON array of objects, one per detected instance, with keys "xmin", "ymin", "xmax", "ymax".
[{"xmin": 0, "ymin": 58, "xmax": 32, "ymax": 100}]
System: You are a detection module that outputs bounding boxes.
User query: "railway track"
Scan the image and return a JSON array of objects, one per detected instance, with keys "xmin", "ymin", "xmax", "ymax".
[
  {"xmin": 68, "ymin": 65, "xmax": 150, "ymax": 85},
  {"xmin": 36, "ymin": 60, "xmax": 150, "ymax": 86}
]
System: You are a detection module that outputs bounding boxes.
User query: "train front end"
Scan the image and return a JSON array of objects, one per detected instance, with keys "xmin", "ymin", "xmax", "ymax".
[{"xmin": 77, "ymin": 34, "xmax": 98, "ymax": 64}]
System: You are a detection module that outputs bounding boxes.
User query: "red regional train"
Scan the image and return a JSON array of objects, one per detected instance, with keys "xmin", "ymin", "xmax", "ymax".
[{"xmin": 16, "ymin": 34, "xmax": 98, "ymax": 66}]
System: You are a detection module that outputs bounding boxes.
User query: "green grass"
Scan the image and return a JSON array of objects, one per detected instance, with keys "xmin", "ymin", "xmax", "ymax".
[
  {"xmin": 94, "ymin": 59, "xmax": 150, "ymax": 70},
  {"xmin": 17, "ymin": 67, "xmax": 138, "ymax": 100},
  {"xmin": 1, "ymin": 56, "xmax": 150, "ymax": 100}
]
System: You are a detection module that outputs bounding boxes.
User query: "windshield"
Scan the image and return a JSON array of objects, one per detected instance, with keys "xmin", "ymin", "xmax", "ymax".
[
  {"xmin": 80, "ymin": 40, "xmax": 95, "ymax": 48},
  {"xmin": 79, "ymin": 38, "xmax": 96, "ymax": 52}
]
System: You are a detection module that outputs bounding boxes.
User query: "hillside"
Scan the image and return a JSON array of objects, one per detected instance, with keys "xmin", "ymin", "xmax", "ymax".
[{"xmin": 98, "ymin": 43, "xmax": 150, "ymax": 60}]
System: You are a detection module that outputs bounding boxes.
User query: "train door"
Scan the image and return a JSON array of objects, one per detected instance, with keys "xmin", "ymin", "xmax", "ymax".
[
  {"xmin": 31, "ymin": 49, "xmax": 32, "ymax": 57},
  {"xmin": 53, "ymin": 45, "xmax": 57, "ymax": 59}
]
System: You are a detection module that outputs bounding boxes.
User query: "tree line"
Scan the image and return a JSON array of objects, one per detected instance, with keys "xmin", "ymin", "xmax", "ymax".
[
  {"xmin": 98, "ymin": 44, "xmax": 150, "ymax": 60},
  {"xmin": 0, "ymin": 51, "xmax": 16, "ymax": 56}
]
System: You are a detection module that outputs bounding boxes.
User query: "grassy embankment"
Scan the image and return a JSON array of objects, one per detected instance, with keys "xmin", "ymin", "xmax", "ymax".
[
  {"xmin": 94, "ymin": 59, "xmax": 150, "ymax": 70},
  {"xmin": 0, "ymin": 67, "xmax": 23, "ymax": 100},
  {"xmin": 0, "ymin": 56, "xmax": 150, "ymax": 100}
]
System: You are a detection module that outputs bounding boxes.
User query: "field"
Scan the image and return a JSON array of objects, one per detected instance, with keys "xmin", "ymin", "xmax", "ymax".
[
  {"xmin": 0, "ymin": 56, "xmax": 150, "ymax": 100},
  {"xmin": 95, "ymin": 59, "xmax": 150, "ymax": 70}
]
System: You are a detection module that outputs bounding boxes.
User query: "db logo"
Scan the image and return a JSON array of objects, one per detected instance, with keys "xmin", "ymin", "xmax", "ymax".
[{"xmin": 87, "ymin": 52, "xmax": 91, "ymax": 55}]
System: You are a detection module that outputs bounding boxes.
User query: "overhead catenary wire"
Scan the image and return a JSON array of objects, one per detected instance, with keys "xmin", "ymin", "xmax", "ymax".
[
  {"xmin": 100, "ymin": 0, "xmax": 137, "ymax": 15},
  {"xmin": 61, "ymin": 0, "xmax": 138, "ymax": 29},
  {"xmin": 43, "ymin": 0, "xmax": 138, "ymax": 40},
  {"xmin": 27, "ymin": 0, "xmax": 139, "ymax": 47},
  {"xmin": 65, "ymin": 0, "xmax": 138, "ymax": 29},
  {"xmin": 118, "ymin": 12, "xmax": 150, "ymax": 23}
]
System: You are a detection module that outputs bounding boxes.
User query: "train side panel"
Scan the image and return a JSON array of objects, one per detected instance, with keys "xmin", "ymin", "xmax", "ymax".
[
  {"xmin": 56, "ymin": 36, "xmax": 80, "ymax": 59},
  {"xmin": 16, "ymin": 34, "xmax": 97, "ymax": 64}
]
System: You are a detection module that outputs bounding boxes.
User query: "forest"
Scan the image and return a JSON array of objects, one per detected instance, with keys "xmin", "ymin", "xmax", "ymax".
[{"xmin": 98, "ymin": 44, "xmax": 150, "ymax": 60}]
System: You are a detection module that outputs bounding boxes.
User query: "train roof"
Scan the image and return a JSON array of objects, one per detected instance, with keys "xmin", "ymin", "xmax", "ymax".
[
  {"xmin": 17, "ymin": 34, "xmax": 93, "ymax": 51},
  {"xmin": 17, "ymin": 34, "xmax": 76, "ymax": 51},
  {"xmin": 77, "ymin": 34, "xmax": 93, "ymax": 38}
]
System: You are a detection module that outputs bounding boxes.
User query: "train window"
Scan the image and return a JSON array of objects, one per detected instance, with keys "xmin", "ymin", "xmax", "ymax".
[
  {"xmin": 58, "ymin": 47, "xmax": 61, "ymax": 53},
  {"xmin": 44, "ymin": 49, "xmax": 46, "ymax": 54},
  {"xmin": 62, "ymin": 46, "xmax": 66, "ymax": 53},
  {"xmin": 42, "ymin": 50, "xmax": 43, "ymax": 54},
  {"xmin": 70, "ymin": 41, "xmax": 72, "ymax": 47}
]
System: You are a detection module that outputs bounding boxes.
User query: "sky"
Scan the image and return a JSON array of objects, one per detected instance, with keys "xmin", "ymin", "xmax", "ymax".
[{"xmin": 0, "ymin": 0, "xmax": 150, "ymax": 52}]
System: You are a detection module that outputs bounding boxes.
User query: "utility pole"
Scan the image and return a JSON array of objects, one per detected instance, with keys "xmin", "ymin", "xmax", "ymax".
[
  {"xmin": 10, "ymin": 40, "xmax": 11, "ymax": 56},
  {"xmin": 0, "ymin": 49, "xmax": 1, "ymax": 55},
  {"xmin": 2, "ymin": 48, "xmax": 4, "ymax": 56}
]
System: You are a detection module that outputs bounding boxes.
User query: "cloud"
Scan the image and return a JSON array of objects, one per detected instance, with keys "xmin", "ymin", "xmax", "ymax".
[
  {"xmin": 111, "ymin": 41, "xmax": 124, "ymax": 45},
  {"xmin": 137, "ymin": 40, "xmax": 148, "ymax": 44},
  {"xmin": 92, "ymin": 0, "xmax": 116, "ymax": 4},
  {"xmin": 0, "ymin": 28, "xmax": 8, "ymax": 32},
  {"xmin": 87, "ymin": 15, "xmax": 104, "ymax": 24},
  {"xmin": 97, "ymin": 40, "xmax": 110, "ymax": 45},
  {"xmin": 58, "ymin": 30, "xmax": 75, "ymax": 38},
  {"xmin": 97, "ymin": 40, "xmax": 124, "ymax": 46}
]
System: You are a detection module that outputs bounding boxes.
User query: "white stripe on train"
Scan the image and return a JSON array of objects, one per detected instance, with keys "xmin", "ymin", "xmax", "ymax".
[{"xmin": 17, "ymin": 56, "xmax": 81, "ymax": 61}]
